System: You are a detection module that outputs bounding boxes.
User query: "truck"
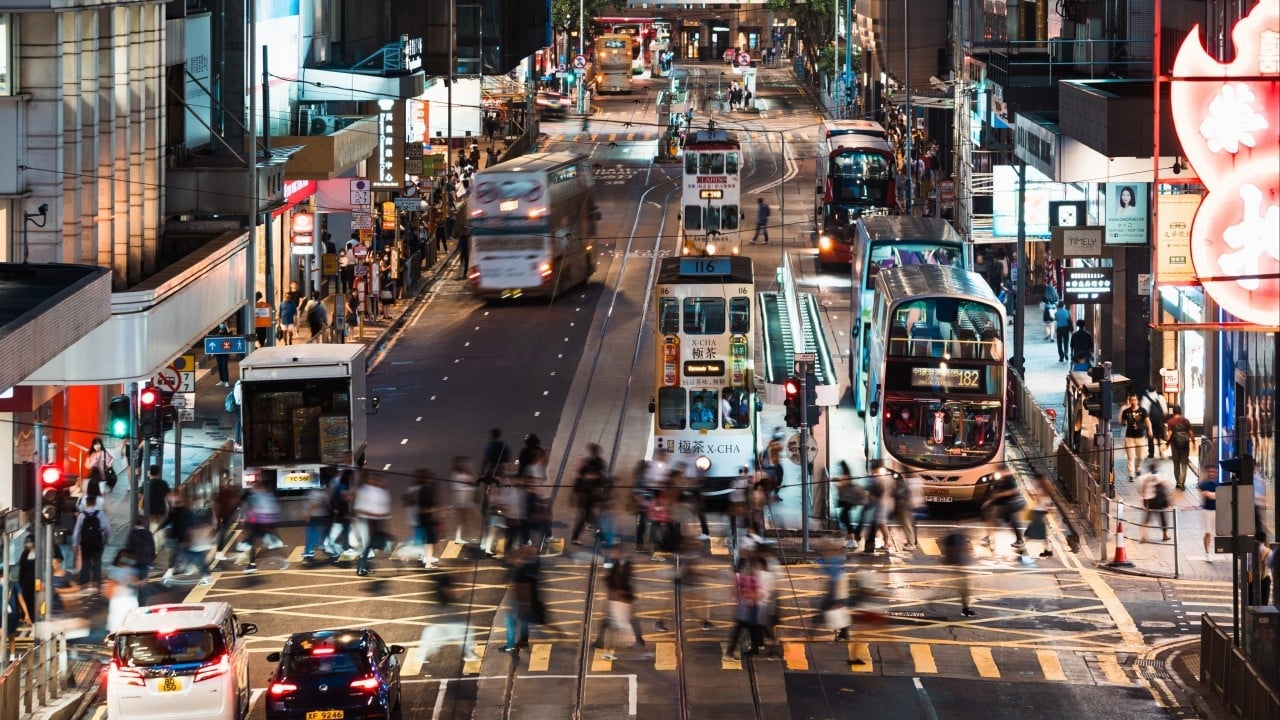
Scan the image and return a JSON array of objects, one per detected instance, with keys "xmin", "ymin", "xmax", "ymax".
[{"xmin": 237, "ymin": 344, "xmax": 372, "ymax": 492}]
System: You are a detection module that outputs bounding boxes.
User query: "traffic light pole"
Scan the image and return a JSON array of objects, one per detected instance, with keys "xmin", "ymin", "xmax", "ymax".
[
  {"xmin": 128, "ymin": 382, "xmax": 140, "ymax": 527},
  {"xmin": 800, "ymin": 373, "xmax": 811, "ymax": 553}
]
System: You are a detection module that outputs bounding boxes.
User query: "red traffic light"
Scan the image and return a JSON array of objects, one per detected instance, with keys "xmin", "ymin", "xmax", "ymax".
[
  {"xmin": 39, "ymin": 464, "xmax": 63, "ymax": 488},
  {"xmin": 139, "ymin": 386, "xmax": 160, "ymax": 409},
  {"xmin": 783, "ymin": 377, "xmax": 801, "ymax": 398}
]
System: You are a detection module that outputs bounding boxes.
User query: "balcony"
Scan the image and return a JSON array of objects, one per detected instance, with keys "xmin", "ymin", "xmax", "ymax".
[{"xmin": 984, "ymin": 37, "xmax": 1152, "ymax": 110}]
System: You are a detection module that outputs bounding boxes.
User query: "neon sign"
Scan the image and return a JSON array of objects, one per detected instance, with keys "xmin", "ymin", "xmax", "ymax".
[{"xmin": 1169, "ymin": 0, "xmax": 1280, "ymax": 327}]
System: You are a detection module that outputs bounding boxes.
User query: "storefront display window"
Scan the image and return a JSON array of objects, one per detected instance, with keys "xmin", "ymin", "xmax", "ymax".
[{"xmin": 0, "ymin": 15, "xmax": 12, "ymax": 96}]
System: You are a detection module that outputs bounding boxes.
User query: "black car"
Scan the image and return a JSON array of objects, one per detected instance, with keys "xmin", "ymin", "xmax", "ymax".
[{"xmin": 265, "ymin": 629, "xmax": 405, "ymax": 720}]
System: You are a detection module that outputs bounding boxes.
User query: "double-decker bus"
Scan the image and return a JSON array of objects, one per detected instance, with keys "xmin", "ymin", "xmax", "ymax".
[
  {"xmin": 653, "ymin": 256, "xmax": 756, "ymax": 480},
  {"xmin": 467, "ymin": 152, "xmax": 598, "ymax": 300},
  {"xmin": 850, "ymin": 217, "xmax": 969, "ymax": 411},
  {"xmin": 681, "ymin": 127, "xmax": 742, "ymax": 256},
  {"xmin": 815, "ymin": 120, "xmax": 897, "ymax": 266},
  {"xmin": 594, "ymin": 34, "xmax": 634, "ymax": 93},
  {"xmin": 864, "ymin": 264, "xmax": 1007, "ymax": 503}
]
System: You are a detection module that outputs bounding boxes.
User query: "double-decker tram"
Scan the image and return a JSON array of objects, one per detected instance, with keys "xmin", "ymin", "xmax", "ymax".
[
  {"xmin": 653, "ymin": 256, "xmax": 756, "ymax": 480},
  {"xmin": 680, "ymin": 127, "xmax": 742, "ymax": 256},
  {"xmin": 594, "ymin": 33, "xmax": 634, "ymax": 93},
  {"xmin": 864, "ymin": 264, "xmax": 1007, "ymax": 503},
  {"xmin": 815, "ymin": 120, "xmax": 897, "ymax": 266},
  {"xmin": 467, "ymin": 152, "xmax": 598, "ymax": 300}
]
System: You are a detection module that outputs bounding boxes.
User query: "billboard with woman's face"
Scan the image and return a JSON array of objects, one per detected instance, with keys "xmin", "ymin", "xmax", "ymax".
[{"xmin": 1105, "ymin": 182, "xmax": 1150, "ymax": 245}]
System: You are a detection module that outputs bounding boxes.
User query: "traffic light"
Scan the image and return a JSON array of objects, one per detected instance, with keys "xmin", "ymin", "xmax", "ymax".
[
  {"xmin": 783, "ymin": 376, "xmax": 802, "ymax": 427},
  {"xmin": 804, "ymin": 372, "xmax": 823, "ymax": 426},
  {"xmin": 138, "ymin": 386, "xmax": 161, "ymax": 439},
  {"xmin": 108, "ymin": 393, "xmax": 132, "ymax": 438},
  {"xmin": 39, "ymin": 463, "xmax": 64, "ymax": 522}
]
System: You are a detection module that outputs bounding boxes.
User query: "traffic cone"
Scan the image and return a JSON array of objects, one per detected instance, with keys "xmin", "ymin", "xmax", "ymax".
[{"xmin": 1109, "ymin": 501, "xmax": 1135, "ymax": 568}]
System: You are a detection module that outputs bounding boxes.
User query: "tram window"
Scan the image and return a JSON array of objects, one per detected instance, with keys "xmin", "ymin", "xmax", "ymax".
[
  {"xmin": 689, "ymin": 389, "xmax": 718, "ymax": 430},
  {"xmin": 726, "ymin": 152, "xmax": 739, "ymax": 174},
  {"xmin": 659, "ymin": 297, "xmax": 680, "ymax": 334},
  {"xmin": 721, "ymin": 387, "xmax": 750, "ymax": 429},
  {"xmin": 705, "ymin": 206, "xmax": 722, "ymax": 231},
  {"xmin": 685, "ymin": 153, "xmax": 698, "ymax": 175},
  {"xmin": 706, "ymin": 153, "xmax": 725, "ymax": 174},
  {"xmin": 697, "ymin": 152, "xmax": 712, "ymax": 174},
  {"xmin": 684, "ymin": 205, "xmax": 703, "ymax": 231},
  {"xmin": 722, "ymin": 205, "xmax": 740, "ymax": 230},
  {"xmin": 683, "ymin": 297, "xmax": 726, "ymax": 334},
  {"xmin": 729, "ymin": 297, "xmax": 750, "ymax": 333},
  {"xmin": 658, "ymin": 387, "xmax": 687, "ymax": 430}
]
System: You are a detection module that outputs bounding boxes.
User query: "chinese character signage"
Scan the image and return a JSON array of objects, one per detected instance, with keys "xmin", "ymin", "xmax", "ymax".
[
  {"xmin": 1155, "ymin": 193, "xmax": 1201, "ymax": 284},
  {"xmin": 1063, "ymin": 267, "xmax": 1114, "ymax": 304},
  {"xmin": 371, "ymin": 99, "xmax": 405, "ymax": 189},
  {"xmin": 1168, "ymin": 0, "xmax": 1279, "ymax": 327}
]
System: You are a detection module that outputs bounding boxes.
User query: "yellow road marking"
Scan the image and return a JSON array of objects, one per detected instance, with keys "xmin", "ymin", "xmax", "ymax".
[
  {"xmin": 441, "ymin": 542, "xmax": 464, "ymax": 560},
  {"xmin": 608, "ymin": 133, "xmax": 618, "ymax": 142},
  {"xmin": 182, "ymin": 573, "xmax": 218, "ymax": 603},
  {"xmin": 709, "ymin": 536, "xmax": 730, "ymax": 556},
  {"xmin": 971, "ymin": 647, "xmax": 1000, "ymax": 678},
  {"xmin": 1077, "ymin": 568, "xmax": 1146, "ymax": 649},
  {"xmin": 917, "ymin": 537, "xmax": 941, "ymax": 556},
  {"xmin": 462, "ymin": 643, "xmax": 484, "ymax": 675},
  {"xmin": 782, "ymin": 642, "xmax": 809, "ymax": 671},
  {"xmin": 1097, "ymin": 653, "xmax": 1129, "ymax": 684},
  {"xmin": 721, "ymin": 643, "xmax": 742, "ymax": 670},
  {"xmin": 655, "ymin": 642, "xmax": 677, "ymax": 670},
  {"xmin": 591, "ymin": 647, "xmax": 614, "ymax": 673},
  {"xmin": 849, "ymin": 641, "xmax": 873, "ymax": 672},
  {"xmin": 402, "ymin": 650, "xmax": 424, "ymax": 677},
  {"xmin": 286, "ymin": 546, "xmax": 304, "ymax": 563},
  {"xmin": 528, "ymin": 643, "xmax": 551, "ymax": 672},
  {"xmin": 1037, "ymin": 649, "xmax": 1066, "ymax": 681},
  {"xmin": 910, "ymin": 643, "xmax": 937, "ymax": 674}
]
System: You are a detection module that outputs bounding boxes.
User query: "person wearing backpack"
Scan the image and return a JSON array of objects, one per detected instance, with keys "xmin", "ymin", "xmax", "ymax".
[
  {"xmin": 1166, "ymin": 405, "xmax": 1197, "ymax": 490},
  {"xmin": 1137, "ymin": 461, "xmax": 1171, "ymax": 542},
  {"xmin": 1141, "ymin": 385, "xmax": 1169, "ymax": 459},
  {"xmin": 73, "ymin": 496, "xmax": 110, "ymax": 591}
]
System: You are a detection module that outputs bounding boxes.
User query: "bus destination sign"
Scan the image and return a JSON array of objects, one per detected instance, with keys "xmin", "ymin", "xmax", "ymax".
[
  {"xmin": 911, "ymin": 366, "xmax": 983, "ymax": 390},
  {"xmin": 684, "ymin": 360, "xmax": 726, "ymax": 377}
]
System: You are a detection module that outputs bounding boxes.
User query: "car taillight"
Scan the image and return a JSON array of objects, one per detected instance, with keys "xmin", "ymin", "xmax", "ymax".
[
  {"xmin": 269, "ymin": 681, "xmax": 298, "ymax": 697},
  {"xmin": 111, "ymin": 661, "xmax": 146, "ymax": 687},
  {"xmin": 349, "ymin": 676, "xmax": 380, "ymax": 692},
  {"xmin": 468, "ymin": 267, "xmax": 480, "ymax": 285},
  {"xmin": 194, "ymin": 654, "xmax": 230, "ymax": 683}
]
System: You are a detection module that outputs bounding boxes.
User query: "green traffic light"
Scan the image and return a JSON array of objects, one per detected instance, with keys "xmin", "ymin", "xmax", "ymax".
[{"xmin": 110, "ymin": 418, "xmax": 129, "ymax": 438}]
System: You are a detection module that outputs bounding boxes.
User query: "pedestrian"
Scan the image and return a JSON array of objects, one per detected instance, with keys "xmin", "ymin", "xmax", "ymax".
[
  {"xmin": 301, "ymin": 478, "xmax": 334, "ymax": 562},
  {"xmin": 1141, "ymin": 385, "xmax": 1170, "ymax": 459},
  {"xmin": 1120, "ymin": 393, "xmax": 1152, "ymax": 479},
  {"xmin": 212, "ymin": 481, "xmax": 241, "ymax": 562},
  {"xmin": 755, "ymin": 545, "xmax": 781, "ymax": 650},
  {"xmin": 85, "ymin": 436, "xmax": 115, "ymax": 498},
  {"xmin": 743, "ymin": 88, "xmax": 753, "ymax": 110},
  {"xmin": 105, "ymin": 556, "xmax": 139, "ymax": 634},
  {"xmin": 1199, "ymin": 474, "xmax": 1218, "ymax": 562},
  {"xmin": 861, "ymin": 467, "xmax": 892, "ymax": 553},
  {"xmin": 415, "ymin": 574, "xmax": 479, "ymax": 664},
  {"xmin": 144, "ymin": 465, "xmax": 170, "ymax": 531},
  {"xmin": 210, "ymin": 322, "xmax": 234, "ymax": 386},
  {"xmin": 728, "ymin": 464, "xmax": 753, "ymax": 544},
  {"xmin": 17, "ymin": 535, "xmax": 37, "ymax": 625},
  {"xmin": 1069, "ymin": 319, "xmax": 1094, "ymax": 367},
  {"xmin": 157, "ymin": 491, "xmax": 192, "ymax": 583},
  {"xmin": 305, "ymin": 294, "xmax": 328, "ymax": 338},
  {"xmin": 760, "ymin": 431, "xmax": 783, "ymax": 500},
  {"xmin": 479, "ymin": 472, "xmax": 513, "ymax": 557},
  {"xmin": 1255, "ymin": 531, "xmax": 1273, "ymax": 606},
  {"xmin": 890, "ymin": 473, "xmax": 917, "ymax": 550},
  {"xmin": 818, "ymin": 549, "xmax": 850, "ymax": 641},
  {"xmin": 74, "ymin": 496, "xmax": 110, "ymax": 591},
  {"xmin": 479, "ymin": 428, "xmax": 512, "ymax": 488},
  {"xmin": 435, "ymin": 220, "xmax": 449, "ymax": 253},
  {"xmin": 242, "ymin": 482, "xmax": 282, "ymax": 573},
  {"xmin": 122, "ymin": 515, "xmax": 156, "ymax": 605},
  {"xmin": 942, "ymin": 530, "xmax": 978, "ymax": 617},
  {"xmin": 179, "ymin": 507, "xmax": 215, "ymax": 586},
  {"xmin": 253, "ymin": 291, "xmax": 271, "ymax": 346},
  {"xmin": 1041, "ymin": 283, "xmax": 1059, "ymax": 341},
  {"xmin": 1054, "ymin": 303, "xmax": 1072, "ymax": 362},
  {"xmin": 1166, "ymin": 405, "xmax": 1197, "ymax": 490},
  {"xmin": 407, "ymin": 469, "xmax": 442, "ymax": 568},
  {"xmin": 834, "ymin": 463, "xmax": 867, "ymax": 548},
  {"xmin": 592, "ymin": 555, "xmax": 645, "ymax": 659},
  {"xmin": 352, "ymin": 473, "xmax": 392, "ymax": 576},
  {"xmin": 450, "ymin": 456, "xmax": 481, "ymax": 545},
  {"xmin": 278, "ymin": 294, "xmax": 298, "ymax": 345},
  {"xmin": 981, "ymin": 470, "xmax": 1027, "ymax": 553},
  {"xmin": 1138, "ymin": 461, "xmax": 1171, "ymax": 542},
  {"xmin": 750, "ymin": 197, "xmax": 771, "ymax": 244},
  {"xmin": 500, "ymin": 545, "xmax": 543, "ymax": 654},
  {"xmin": 326, "ymin": 468, "xmax": 356, "ymax": 556},
  {"xmin": 1024, "ymin": 472, "xmax": 1054, "ymax": 559},
  {"xmin": 724, "ymin": 555, "xmax": 763, "ymax": 660},
  {"xmin": 571, "ymin": 444, "xmax": 608, "ymax": 546}
]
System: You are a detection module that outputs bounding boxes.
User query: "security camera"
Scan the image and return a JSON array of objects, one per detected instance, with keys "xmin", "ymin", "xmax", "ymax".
[{"xmin": 38, "ymin": 203, "xmax": 48, "ymax": 215}]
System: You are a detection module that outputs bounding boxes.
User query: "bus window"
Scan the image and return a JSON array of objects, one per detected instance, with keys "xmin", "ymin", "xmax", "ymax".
[
  {"xmin": 684, "ymin": 205, "xmax": 703, "ymax": 231},
  {"xmin": 683, "ymin": 297, "xmax": 726, "ymax": 334},
  {"xmin": 726, "ymin": 152, "xmax": 739, "ymax": 174},
  {"xmin": 658, "ymin": 387, "xmax": 687, "ymax": 429},
  {"xmin": 689, "ymin": 389, "xmax": 718, "ymax": 430},
  {"xmin": 685, "ymin": 153, "xmax": 698, "ymax": 175},
  {"xmin": 722, "ymin": 205, "xmax": 740, "ymax": 230},
  {"xmin": 729, "ymin": 297, "xmax": 750, "ymax": 333},
  {"xmin": 659, "ymin": 297, "xmax": 680, "ymax": 334},
  {"xmin": 721, "ymin": 387, "xmax": 750, "ymax": 429}
]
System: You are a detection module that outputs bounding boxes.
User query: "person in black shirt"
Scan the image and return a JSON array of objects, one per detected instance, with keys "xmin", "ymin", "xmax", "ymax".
[
  {"xmin": 1119, "ymin": 394, "xmax": 1151, "ymax": 479},
  {"xmin": 1069, "ymin": 320, "xmax": 1094, "ymax": 367}
]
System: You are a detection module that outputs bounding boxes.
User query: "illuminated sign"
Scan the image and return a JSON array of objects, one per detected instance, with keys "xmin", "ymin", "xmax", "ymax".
[
  {"xmin": 1104, "ymin": 183, "xmax": 1150, "ymax": 245},
  {"xmin": 683, "ymin": 360, "xmax": 726, "ymax": 377},
  {"xmin": 401, "ymin": 36, "xmax": 423, "ymax": 73},
  {"xmin": 910, "ymin": 367, "xmax": 982, "ymax": 390},
  {"xmin": 1155, "ymin": 193, "xmax": 1201, "ymax": 284},
  {"xmin": 1062, "ymin": 267, "xmax": 1114, "ymax": 304},
  {"xmin": 290, "ymin": 212, "xmax": 314, "ymax": 248},
  {"xmin": 371, "ymin": 99, "xmax": 405, "ymax": 189},
  {"xmin": 1169, "ymin": 0, "xmax": 1279, "ymax": 327},
  {"xmin": 699, "ymin": 189, "xmax": 724, "ymax": 200}
]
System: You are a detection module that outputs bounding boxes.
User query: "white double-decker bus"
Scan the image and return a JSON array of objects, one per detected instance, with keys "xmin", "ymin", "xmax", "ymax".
[
  {"xmin": 680, "ymin": 128, "xmax": 742, "ymax": 256},
  {"xmin": 467, "ymin": 152, "xmax": 598, "ymax": 300},
  {"xmin": 864, "ymin": 264, "xmax": 1007, "ymax": 503}
]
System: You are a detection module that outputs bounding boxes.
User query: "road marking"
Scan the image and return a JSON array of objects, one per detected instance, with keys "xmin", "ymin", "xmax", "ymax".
[
  {"xmin": 782, "ymin": 641, "xmax": 808, "ymax": 671},
  {"xmin": 849, "ymin": 641, "xmax": 873, "ymax": 672},
  {"xmin": 182, "ymin": 572, "xmax": 218, "ymax": 603},
  {"xmin": 441, "ymin": 542, "xmax": 464, "ymax": 560},
  {"xmin": 720, "ymin": 644, "xmax": 742, "ymax": 670},
  {"xmin": 286, "ymin": 546, "xmax": 304, "ymax": 563},
  {"xmin": 1077, "ymin": 568, "xmax": 1146, "ymax": 649},
  {"xmin": 709, "ymin": 536, "xmax": 730, "ymax": 556},
  {"xmin": 1037, "ymin": 649, "xmax": 1066, "ymax": 681},
  {"xmin": 462, "ymin": 643, "xmax": 484, "ymax": 675},
  {"xmin": 910, "ymin": 643, "xmax": 937, "ymax": 674},
  {"xmin": 402, "ymin": 650, "xmax": 424, "ymax": 677},
  {"xmin": 1097, "ymin": 653, "xmax": 1129, "ymax": 684},
  {"xmin": 655, "ymin": 642, "xmax": 677, "ymax": 670},
  {"xmin": 970, "ymin": 647, "xmax": 999, "ymax": 678},
  {"xmin": 400, "ymin": 438, "xmax": 408, "ymax": 445},
  {"xmin": 917, "ymin": 537, "xmax": 941, "ymax": 556},
  {"xmin": 89, "ymin": 706, "xmax": 106, "ymax": 720},
  {"xmin": 528, "ymin": 643, "xmax": 551, "ymax": 672},
  {"xmin": 591, "ymin": 647, "xmax": 614, "ymax": 673},
  {"xmin": 416, "ymin": 416, "xmax": 423, "ymax": 422}
]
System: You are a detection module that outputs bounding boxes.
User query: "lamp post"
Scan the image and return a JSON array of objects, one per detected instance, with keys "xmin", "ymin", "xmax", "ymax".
[
  {"xmin": 22, "ymin": 203, "xmax": 49, "ymax": 263},
  {"xmin": 904, "ymin": 0, "xmax": 913, "ymax": 215},
  {"xmin": 576, "ymin": 0, "xmax": 586, "ymax": 116}
]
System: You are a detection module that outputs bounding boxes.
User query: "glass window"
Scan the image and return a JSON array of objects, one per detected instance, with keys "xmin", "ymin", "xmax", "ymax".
[
  {"xmin": 725, "ymin": 152, "xmax": 739, "ymax": 174},
  {"xmin": 658, "ymin": 387, "xmax": 686, "ymax": 429},
  {"xmin": 684, "ymin": 152, "xmax": 698, "ymax": 175},
  {"xmin": 684, "ymin": 205, "xmax": 702, "ymax": 231},
  {"xmin": 706, "ymin": 152, "xmax": 725, "ymax": 174},
  {"xmin": 705, "ymin": 205, "xmax": 721, "ymax": 232},
  {"xmin": 722, "ymin": 204, "xmax": 739, "ymax": 230},
  {"xmin": 115, "ymin": 630, "xmax": 222, "ymax": 668},
  {"xmin": 882, "ymin": 400, "xmax": 1003, "ymax": 469},
  {"xmin": 689, "ymin": 389, "xmax": 718, "ymax": 430},
  {"xmin": 659, "ymin": 297, "xmax": 680, "ymax": 334},
  {"xmin": 683, "ymin": 297, "xmax": 725, "ymax": 334},
  {"xmin": 282, "ymin": 651, "xmax": 371, "ymax": 677},
  {"xmin": 0, "ymin": 15, "xmax": 10, "ymax": 96},
  {"xmin": 721, "ymin": 387, "xmax": 750, "ymax": 429},
  {"xmin": 729, "ymin": 297, "xmax": 750, "ymax": 333},
  {"xmin": 243, "ymin": 379, "xmax": 353, "ymax": 467}
]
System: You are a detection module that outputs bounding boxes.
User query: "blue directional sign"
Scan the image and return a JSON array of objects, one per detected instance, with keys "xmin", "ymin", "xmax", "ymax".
[{"xmin": 204, "ymin": 335, "xmax": 249, "ymax": 355}]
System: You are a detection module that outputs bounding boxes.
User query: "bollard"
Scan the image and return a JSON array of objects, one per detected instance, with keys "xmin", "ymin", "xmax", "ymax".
[{"xmin": 1109, "ymin": 500, "xmax": 1134, "ymax": 567}]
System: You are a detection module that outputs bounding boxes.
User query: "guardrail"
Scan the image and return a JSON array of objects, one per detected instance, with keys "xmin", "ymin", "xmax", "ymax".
[
  {"xmin": 1057, "ymin": 445, "xmax": 1105, "ymax": 535},
  {"xmin": 1201, "ymin": 614, "xmax": 1280, "ymax": 719},
  {"xmin": 175, "ymin": 439, "xmax": 238, "ymax": 509},
  {"xmin": 1099, "ymin": 495, "xmax": 1182, "ymax": 577},
  {"xmin": 0, "ymin": 633, "xmax": 68, "ymax": 719}
]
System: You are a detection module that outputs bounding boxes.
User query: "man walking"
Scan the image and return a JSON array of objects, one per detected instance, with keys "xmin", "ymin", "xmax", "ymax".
[
  {"xmin": 750, "ymin": 197, "xmax": 771, "ymax": 244},
  {"xmin": 1119, "ymin": 393, "xmax": 1152, "ymax": 479},
  {"xmin": 1069, "ymin": 319, "xmax": 1094, "ymax": 367},
  {"xmin": 1054, "ymin": 303, "xmax": 1072, "ymax": 362},
  {"xmin": 1166, "ymin": 405, "xmax": 1197, "ymax": 490}
]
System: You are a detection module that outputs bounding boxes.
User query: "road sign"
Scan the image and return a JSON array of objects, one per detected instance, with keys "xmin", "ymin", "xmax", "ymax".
[
  {"xmin": 395, "ymin": 197, "xmax": 423, "ymax": 211},
  {"xmin": 352, "ymin": 243, "xmax": 369, "ymax": 261},
  {"xmin": 738, "ymin": 52, "xmax": 751, "ymax": 67},
  {"xmin": 3, "ymin": 508, "xmax": 21, "ymax": 534},
  {"xmin": 573, "ymin": 54, "xmax": 587, "ymax": 69},
  {"xmin": 171, "ymin": 355, "xmax": 196, "ymax": 392},
  {"xmin": 152, "ymin": 366, "xmax": 181, "ymax": 393},
  {"xmin": 351, "ymin": 212, "xmax": 372, "ymax": 230},
  {"xmin": 349, "ymin": 178, "xmax": 371, "ymax": 206},
  {"xmin": 204, "ymin": 335, "xmax": 249, "ymax": 355},
  {"xmin": 171, "ymin": 392, "xmax": 195, "ymax": 409},
  {"xmin": 557, "ymin": 63, "xmax": 567, "ymax": 73}
]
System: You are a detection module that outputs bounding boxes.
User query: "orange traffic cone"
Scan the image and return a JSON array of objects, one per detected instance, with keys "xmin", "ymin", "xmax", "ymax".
[{"xmin": 1109, "ymin": 501, "xmax": 1135, "ymax": 568}]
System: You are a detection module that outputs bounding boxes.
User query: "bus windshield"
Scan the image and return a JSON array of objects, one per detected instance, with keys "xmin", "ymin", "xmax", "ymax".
[
  {"xmin": 867, "ymin": 241, "xmax": 963, "ymax": 275},
  {"xmin": 882, "ymin": 399, "xmax": 1004, "ymax": 469},
  {"xmin": 830, "ymin": 149, "xmax": 892, "ymax": 178},
  {"xmin": 886, "ymin": 297, "xmax": 1003, "ymax": 361},
  {"xmin": 830, "ymin": 177, "xmax": 892, "ymax": 206}
]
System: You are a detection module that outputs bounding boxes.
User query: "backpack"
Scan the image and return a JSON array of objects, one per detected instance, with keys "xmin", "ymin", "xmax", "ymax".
[
  {"xmin": 1170, "ymin": 421, "xmax": 1192, "ymax": 448},
  {"xmin": 224, "ymin": 390, "xmax": 237, "ymax": 413},
  {"xmin": 1151, "ymin": 480, "xmax": 1170, "ymax": 509},
  {"xmin": 80, "ymin": 511, "xmax": 105, "ymax": 550}
]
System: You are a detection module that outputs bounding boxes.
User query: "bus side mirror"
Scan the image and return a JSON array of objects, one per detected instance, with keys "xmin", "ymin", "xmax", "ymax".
[{"xmin": 869, "ymin": 401, "xmax": 879, "ymax": 416}]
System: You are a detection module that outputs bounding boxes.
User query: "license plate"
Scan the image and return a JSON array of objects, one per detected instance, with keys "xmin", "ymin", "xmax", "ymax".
[
  {"xmin": 925, "ymin": 495, "xmax": 953, "ymax": 503},
  {"xmin": 157, "ymin": 677, "xmax": 183, "ymax": 693},
  {"xmin": 306, "ymin": 711, "xmax": 344, "ymax": 720}
]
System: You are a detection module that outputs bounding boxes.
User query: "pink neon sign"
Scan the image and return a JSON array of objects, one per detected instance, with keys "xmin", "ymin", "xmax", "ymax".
[{"xmin": 1169, "ymin": 0, "xmax": 1280, "ymax": 327}]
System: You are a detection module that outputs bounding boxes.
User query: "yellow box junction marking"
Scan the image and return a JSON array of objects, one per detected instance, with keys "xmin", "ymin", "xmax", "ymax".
[
  {"xmin": 655, "ymin": 642, "xmax": 677, "ymax": 671},
  {"xmin": 782, "ymin": 642, "xmax": 809, "ymax": 671},
  {"xmin": 849, "ymin": 641, "xmax": 873, "ymax": 672},
  {"xmin": 528, "ymin": 643, "xmax": 551, "ymax": 672},
  {"xmin": 591, "ymin": 647, "xmax": 613, "ymax": 673},
  {"xmin": 971, "ymin": 647, "xmax": 1000, "ymax": 678},
  {"xmin": 1037, "ymin": 649, "xmax": 1067, "ymax": 681},
  {"xmin": 462, "ymin": 643, "xmax": 484, "ymax": 675},
  {"xmin": 1097, "ymin": 653, "xmax": 1129, "ymax": 684}
]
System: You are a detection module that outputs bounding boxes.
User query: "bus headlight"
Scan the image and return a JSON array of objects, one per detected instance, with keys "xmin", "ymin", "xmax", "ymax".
[
  {"xmin": 818, "ymin": 235, "xmax": 832, "ymax": 251},
  {"xmin": 694, "ymin": 456, "xmax": 712, "ymax": 472}
]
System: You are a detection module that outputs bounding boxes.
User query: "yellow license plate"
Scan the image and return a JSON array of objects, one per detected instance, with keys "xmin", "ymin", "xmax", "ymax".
[
  {"xmin": 157, "ymin": 677, "xmax": 183, "ymax": 693},
  {"xmin": 306, "ymin": 712, "xmax": 344, "ymax": 720}
]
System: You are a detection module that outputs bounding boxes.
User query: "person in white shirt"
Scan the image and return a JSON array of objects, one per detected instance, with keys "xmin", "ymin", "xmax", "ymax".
[
  {"xmin": 1137, "ymin": 461, "xmax": 1171, "ymax": 542},
  {"xmin": 353, "ymin": 474, "xmax": 392, "ymax": 576}
]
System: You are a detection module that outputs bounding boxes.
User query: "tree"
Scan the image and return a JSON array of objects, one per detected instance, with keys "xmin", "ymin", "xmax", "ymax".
[
  {"xmin": 768, "ymin": 0, "xmax": 835, "ymax": 72},
  {"xmin": 551, "ymin": 0, "xmax": 624, "ymax": 39}
]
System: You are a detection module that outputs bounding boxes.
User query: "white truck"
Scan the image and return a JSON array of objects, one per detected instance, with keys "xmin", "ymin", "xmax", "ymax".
[{"xmin": 237, "ymin": 344, "xmax": 372, "ymax": 492}]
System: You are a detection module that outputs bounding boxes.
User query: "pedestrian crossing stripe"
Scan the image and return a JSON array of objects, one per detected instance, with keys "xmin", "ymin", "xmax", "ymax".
[
  {"xmin": 782, "ymin": 642, "xmax": 808, "ymax": 671},
  {"xmin": 1037, "ymin": 649, "xmax": 1066, "ymax": 681},
  {"xmin": 970, "ymin": 646, "xmax": 999, "ymax": 678},
  {"xmin": 848, "ymin": 641, "xmax": 873, "ymax": 672},
  {"xmin": 592, "ymin": 646, "xmax": 614, "ymax": 673},
  {"xmin": 910, "ymin": 643, "xmax": 937, "ymax": 674},
  {"xmin": 462, "ymin": 643, "xmax": 484, "ymax": 675},
  {"xmin": 441, "ymin": 541, "xmax": 465, "ymax": 560},
  {"xmin": 720, "ymin": 643, "xmax": 741, "ymax": 670},
  {"xmin": 917, "ymin": 537, "xmax": 942, "ymax": 556},
  {"xmin": 1095, "ymin": 652, "xmax": 1129, "ymax": 684},
  {"xmin": 528, "ymin": 643, "xmax": 552, "ymax": 672},
  {"xmin": 655, "ymin": 642, "xmax": 677, "ymax": 671}
]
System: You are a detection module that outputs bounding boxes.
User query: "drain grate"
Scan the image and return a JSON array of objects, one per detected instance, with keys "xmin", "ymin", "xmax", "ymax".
[{"xmin": 1134, "ymin": 658, "xmax": 1173, "ymax": 680}]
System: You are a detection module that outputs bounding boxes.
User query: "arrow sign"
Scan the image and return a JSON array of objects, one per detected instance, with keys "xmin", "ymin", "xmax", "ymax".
[{"xmin": 204, "ymin": 336, "xmax": 249, "ymax": 355}]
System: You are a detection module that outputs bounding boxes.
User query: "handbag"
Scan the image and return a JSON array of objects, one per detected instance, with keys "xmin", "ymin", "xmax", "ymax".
[
  {"xmin": 379, "ymin": 289, "xmax": 393, "ymax": 301},
  {"xmin": 104, "ymin": 466, "xmax": 119, "ymax": 490}
]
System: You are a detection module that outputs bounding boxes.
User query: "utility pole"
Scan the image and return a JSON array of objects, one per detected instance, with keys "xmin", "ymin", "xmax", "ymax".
[{"xmin": 904, "ymin": 0, "xmax": 913, "ymax": 215}]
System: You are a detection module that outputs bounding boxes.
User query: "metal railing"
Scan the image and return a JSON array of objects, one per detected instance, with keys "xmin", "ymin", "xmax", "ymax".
[
  {"xmin": 1201, "ymin": 614, "xmax": 1280, "ymax": 719},
  {"xmin": 1056, "ymin": 444, "xmax": 1104, "ymax": 535},
  {"xmin": 1099, "ymin": 496, "xmax": 1182, "ymax": 577},
  {"xmin": 0, "ymin": 633, "xmax": 68, "ymax": 719}
]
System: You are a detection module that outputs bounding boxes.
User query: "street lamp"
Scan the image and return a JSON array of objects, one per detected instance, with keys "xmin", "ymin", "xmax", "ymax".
[{"xmin": 22, "ymin": 203, "xmax": 49, "ymax": 263}]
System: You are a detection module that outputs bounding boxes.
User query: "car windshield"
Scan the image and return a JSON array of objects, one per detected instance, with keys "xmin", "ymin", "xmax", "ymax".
[
  {"xmin": 282, "ymin": 650, "xmax": 371, "ymax": 676},
  {"xmin": 116, "ymin": 629, "xmax": 221, "ymax": 667}
]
